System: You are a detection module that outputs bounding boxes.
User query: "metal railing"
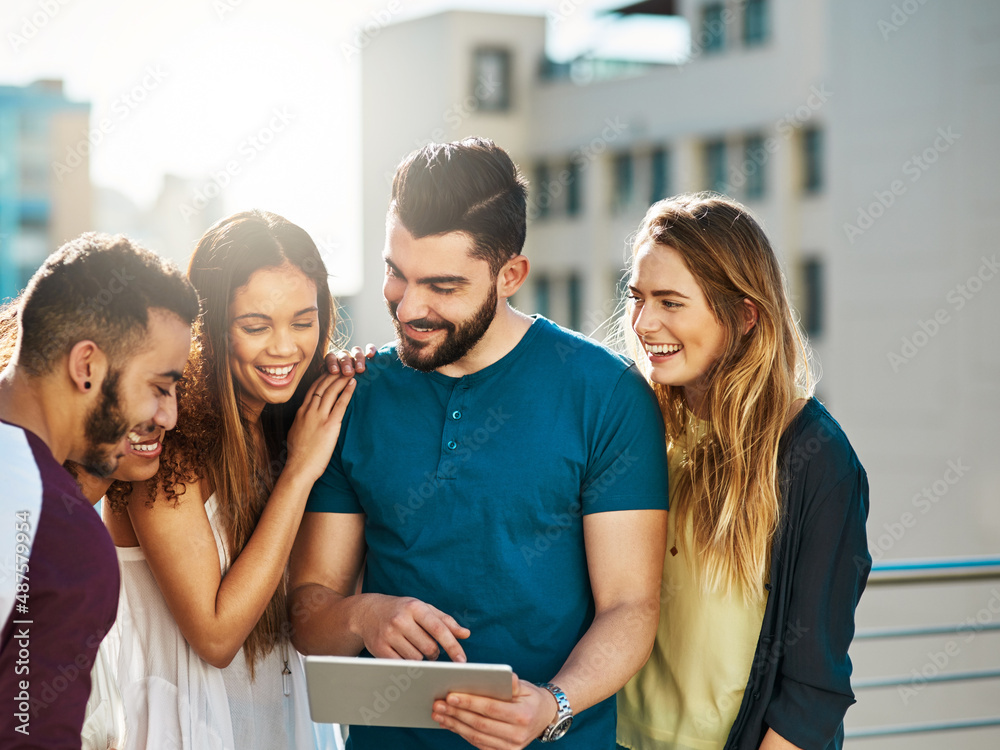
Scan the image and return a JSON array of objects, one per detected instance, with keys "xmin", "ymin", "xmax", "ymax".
[{"xmin": 847, "ymin": 556, "xmax": 1000, "ymax": 740}]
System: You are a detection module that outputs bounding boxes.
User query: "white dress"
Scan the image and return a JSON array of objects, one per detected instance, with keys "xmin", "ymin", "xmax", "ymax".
[{"xmin": 106, "ymin": 493, "xmax": 343, "ymax": 750}]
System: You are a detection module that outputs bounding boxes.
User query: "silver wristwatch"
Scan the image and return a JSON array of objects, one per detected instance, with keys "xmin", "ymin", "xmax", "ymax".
[{"xmin": 537, "ymin": 682, "xmax": 573, "ymax": 742}]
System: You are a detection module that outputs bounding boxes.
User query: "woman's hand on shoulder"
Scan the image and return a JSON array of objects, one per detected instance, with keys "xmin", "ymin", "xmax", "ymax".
[
  {"xmin": 324, "ymin": 344, "xmax": 377, "ymax": 377},
  {"xmin": 285, "ymin": 372, "xmax": 357, "ymax": 484}
]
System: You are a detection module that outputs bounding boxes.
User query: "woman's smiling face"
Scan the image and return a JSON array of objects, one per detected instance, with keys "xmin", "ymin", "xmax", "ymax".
[
  {"xmin": 227, "ymin": 261, "xmax": 320, "ymax": 417},
  {"xmin": 628, "ymin": 242, "xmax": 728, "ymax": 401}
]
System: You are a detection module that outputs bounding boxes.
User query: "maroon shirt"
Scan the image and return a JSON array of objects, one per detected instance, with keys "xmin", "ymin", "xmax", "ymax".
[{"xmin": 0, "ymin": 424, "xmax": 119, "ymax": 748}]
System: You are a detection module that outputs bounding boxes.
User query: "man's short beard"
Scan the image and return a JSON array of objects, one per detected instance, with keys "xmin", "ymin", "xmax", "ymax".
[
  {"xmin": 80, "ymin": 368, "xmax": 129, "ymax": 478},
  {"xmin": 390, "ymin": 284, "xmax": 498, "ymax": 372}
]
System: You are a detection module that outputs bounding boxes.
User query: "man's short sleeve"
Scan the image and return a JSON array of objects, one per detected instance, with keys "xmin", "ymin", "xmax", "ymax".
[
  {"xmin": 581, "ymin": 364, "xmax": 669, "ymax": 515},
  {"xmin": 306, "ymin": 429, "xmax": 363, "ymax": 514}
]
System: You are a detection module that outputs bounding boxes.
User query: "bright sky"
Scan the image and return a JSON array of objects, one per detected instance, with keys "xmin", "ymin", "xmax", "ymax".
[{"xmin": 1, "ymin": 0, "xmax": 686, "ymax": 293}]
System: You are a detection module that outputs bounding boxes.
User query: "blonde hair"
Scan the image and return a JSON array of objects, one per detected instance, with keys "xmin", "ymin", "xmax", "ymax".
[{"xmin": 623, "ymin": 193, "xmax": 815, "ymax": 602}]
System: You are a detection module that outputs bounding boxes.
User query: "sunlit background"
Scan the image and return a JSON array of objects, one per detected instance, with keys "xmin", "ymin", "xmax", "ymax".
[{"xmin": 2, "ymin": 0, "xmax": 999, "ymax": 746}]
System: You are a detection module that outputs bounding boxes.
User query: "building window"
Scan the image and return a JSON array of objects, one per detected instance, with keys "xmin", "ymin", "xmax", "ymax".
[
  {"xmin": 473, "ymin": 48, "xmax": 511, "ymax": 112},
  {"xmin": 800, "ymin": 257, "xmax": 823, "ymax": 337},
  {"xmin": 803, "ymin": 127, "xmax": 823, "ymax": 193},
  {"xmin": 566, "ymin": 161, "xmax": 582, "ymax": 217},
  {"xmin": 650, "ymin": 147, "xmax": 671, "ymax": 203},
  {"xmin": 743, "ymin": 134, "xmax": 766, "ymax": 200},
  {"xmin": 701, "ymin": 3, "xmax": 727, "ymax": 54},
  {"xmin": 704, "ymin": 140, "xmax": 727, "ymax": 195},
  {"xmin": 534, "ymin": 275, "xmax": 551, "ymax": 319},
  {"xmin": 743, "ymin": 0, "xmax": 769, "ymax": 46},
  {"xmin": 613, "ymin": 152, "xmax": 634, "ymax": 213},
  {"xmin": 568, "ymin": 274, "xmax": 582, "ymax": 332},
  {"xmin": 534, "ymin": 162, "xmax": 551, "ymax": 219}
]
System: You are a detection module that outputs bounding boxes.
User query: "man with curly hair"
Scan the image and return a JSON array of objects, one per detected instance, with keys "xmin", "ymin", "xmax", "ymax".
[{"xmin": 0, "ymin": 233, "xmax": 197, "ymax": 747}]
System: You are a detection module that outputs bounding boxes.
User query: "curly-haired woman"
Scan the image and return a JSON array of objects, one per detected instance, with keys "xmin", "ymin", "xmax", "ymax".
[
  {"xmin": 616, "ymin": 195, "xmax": 871, "ymax": 750},
  {"xmin": 102, "ymin": 210, "xmax": 354, "ymax": 749}
]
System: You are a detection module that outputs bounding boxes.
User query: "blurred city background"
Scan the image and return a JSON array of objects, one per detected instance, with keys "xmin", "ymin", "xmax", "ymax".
[{"xmin": 2, "ymin": 0, "xmax": 998, "ymax": 745}]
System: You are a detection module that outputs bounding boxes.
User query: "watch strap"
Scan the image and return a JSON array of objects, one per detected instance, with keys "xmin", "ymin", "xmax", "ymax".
[{"xmin": 537, "ymin": 682, "xmax": 572, "ymax": 742}]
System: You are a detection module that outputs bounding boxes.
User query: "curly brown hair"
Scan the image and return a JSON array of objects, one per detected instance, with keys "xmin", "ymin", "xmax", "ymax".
[{"xmin": 146, "ymin": 209, "xmax": 335, "ymax": 678}]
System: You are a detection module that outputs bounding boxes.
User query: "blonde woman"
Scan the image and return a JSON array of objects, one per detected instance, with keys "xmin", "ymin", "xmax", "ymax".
[{"xmin": 617, "ymin": 194, "xmax": 870, "ymax": 750}]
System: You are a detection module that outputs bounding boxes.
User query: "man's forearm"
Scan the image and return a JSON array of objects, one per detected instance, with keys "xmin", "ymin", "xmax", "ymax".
[
  {"xmin": 548, "ymin": 596, "xmax": 660, "ymax": 715},
  {"xmin": 289, "ymin": 583, "xmax": 367, "ymax": 656}
]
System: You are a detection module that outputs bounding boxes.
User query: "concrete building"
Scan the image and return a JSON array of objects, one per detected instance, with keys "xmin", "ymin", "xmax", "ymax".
[
  {"xmin": 0, "ymin": 80, "xmax": 92, "ymax": 300},
  {"xmin": 355, "ymin": 0, "xmax": 1000, "ymax": 745}
]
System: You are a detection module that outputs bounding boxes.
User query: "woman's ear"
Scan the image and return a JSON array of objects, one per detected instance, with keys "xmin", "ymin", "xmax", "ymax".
[{"xmin": 742, "ymin": 298, "xmax": 759, "ymax": 335}]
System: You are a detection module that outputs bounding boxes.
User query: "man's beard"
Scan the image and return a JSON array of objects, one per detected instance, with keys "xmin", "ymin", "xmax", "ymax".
[
  {"xmin": 80, "ymin": 369, "xmax": 130, "ymax": 478},
  {"xmin": 389, "ymin": 284, "xmax": 498, "ymax": 372}
]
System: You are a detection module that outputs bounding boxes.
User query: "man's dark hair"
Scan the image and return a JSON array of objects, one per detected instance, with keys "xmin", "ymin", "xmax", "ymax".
[
  {"xmin": 389, "ymin": 137, "xmax": 528, "ymax": 275},
  {"xmin": 17, "ymin": 232, "xmax": 199, "ymax": 376}
]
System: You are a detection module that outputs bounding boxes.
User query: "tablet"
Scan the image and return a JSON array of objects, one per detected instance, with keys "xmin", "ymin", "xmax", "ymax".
[{"xmin": 304, "ymin": 655, "xmax": 513, "ymax": 729}]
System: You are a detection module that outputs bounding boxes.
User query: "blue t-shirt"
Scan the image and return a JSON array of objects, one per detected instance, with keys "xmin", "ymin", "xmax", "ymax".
[{"xmin": 307, "ymin": 316, "xmax": 669, "ymax": 749}]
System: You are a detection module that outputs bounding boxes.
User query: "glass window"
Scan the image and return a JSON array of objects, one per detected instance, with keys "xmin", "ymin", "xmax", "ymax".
[
  {"xmin": 535, "ymin": 275, "xmax": 551, "ymax": 319},
  {"xmin": 568, "ymin": 274, "xmax": 582, "ymax": 332},
  {"xmin": 801, "ymin": 257, "xmax": 823, "ymax": 337},
  {"xmin": 743, "ymin": 135, "xmax": 766, "ymax": 200},
  {"xmin": 704, "ymin": 140, "xmax": 727, "ymax": 195},
  {"xmin": 534, "ymin": 162, "xmax": 551, "ymax": 219},
  {"xmin": 803, "ymin": 127, "xmax": 824, "ymax": 193},
  {"xmin": 702, "ymin": 3, "xmax": 726, "ymax": 54},
  {"xmin": 566, "ymin": 161, "xmax": 582, "ymax": 217},
  {"xmin": 744, "ymin": 0, "xmax": 769, "ymax": 46},
  {"xmin": 473, "ymin": 48, "xmax": 511, "ymax": 112},
  {"xmin": 650, "ymin": 147, "xmax": 671, "ymax": 203},
  {"xmin": 613, "ymin": 152, "xmax": 634, "ymax": 213}
]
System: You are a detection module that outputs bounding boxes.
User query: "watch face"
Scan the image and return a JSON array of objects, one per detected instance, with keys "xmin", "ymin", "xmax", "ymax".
[{"xmin": 548, "ymin": 715, "xmax": 573, "ymax": 740}]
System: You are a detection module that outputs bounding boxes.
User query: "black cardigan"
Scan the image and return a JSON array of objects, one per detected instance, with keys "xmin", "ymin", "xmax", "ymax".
[{"xmin": 724, "ymin": 399, "xmax": 871, "ymax": 750}]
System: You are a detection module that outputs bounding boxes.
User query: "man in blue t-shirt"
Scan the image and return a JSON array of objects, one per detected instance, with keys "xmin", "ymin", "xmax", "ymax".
[
  {"xmin": 289, "ymin": 138, "xmax": 668, "ymax": 750},
  {"xmin": 0, "ymin": 233, "xmax": 197, "ymax": 747}
]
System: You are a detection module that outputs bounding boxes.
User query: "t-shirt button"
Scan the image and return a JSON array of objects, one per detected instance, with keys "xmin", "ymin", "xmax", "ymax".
[
  {"xmin": 447, "ymin": 440, "xmax": 458, "ymax": 450},
  {"xmin": 451, "ymin": 410, "xmax": 462, "ymax": 420}
]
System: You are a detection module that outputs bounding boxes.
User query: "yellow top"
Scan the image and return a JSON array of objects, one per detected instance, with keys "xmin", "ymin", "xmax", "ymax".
[{"xmin": 616, "ymin": 418, "xmax": 767, "ymax": 750}]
